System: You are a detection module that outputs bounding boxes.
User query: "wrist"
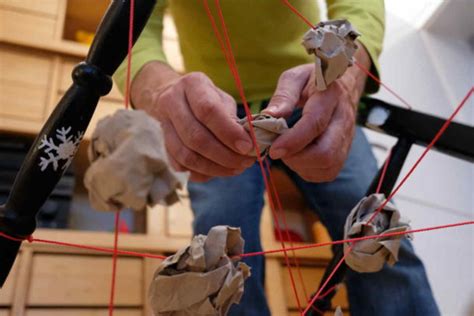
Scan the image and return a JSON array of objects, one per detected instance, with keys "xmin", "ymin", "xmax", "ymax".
[
  {"xmin": 130, "ymin": 61, "xmax": 181, "ymax": 112},
  {"xmin": 350, "ymin": 42, "xmax": 371, "ymax": 96}
]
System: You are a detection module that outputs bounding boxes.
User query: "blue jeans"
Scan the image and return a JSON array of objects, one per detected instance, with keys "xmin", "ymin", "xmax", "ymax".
[{"xmin": 188, "ymin": 110, "xmax": 439, "ymax": 315}]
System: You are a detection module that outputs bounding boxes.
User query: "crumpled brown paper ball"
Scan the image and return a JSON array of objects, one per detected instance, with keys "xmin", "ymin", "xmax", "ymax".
[
  {"xmin": 84, "ymin": 109, "xmax": 188, "ymax": 211},
  {"xmin": 238, "ymin": 114, "xmax": 288, "ymax": 157},
  {"xmin": 343, "ymin": 193, "xmax": 411, "ymax": 273},
  {"xmin": 302, "ymin": 19, "xmax": 360, "ymax": 91},
  {"xmin": 149, "ymin": 226, "xmax": 250, "ymax": 316}
]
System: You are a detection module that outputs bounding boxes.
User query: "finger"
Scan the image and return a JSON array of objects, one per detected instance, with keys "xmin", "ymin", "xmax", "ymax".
[
  {"xmin": 163, "ymin": 84, "xmax": 254, "ymax": 170},
  {"xmin": 283, "ymin": 100, "xmax": 355, "ymax": 170},
  {"xmin": 269, "ymin": 83, "xmax": 341, "ymax": 159},
  {"xmin": 262, "ymin": 64, "xmax": 313, "ymax": 118},
  {"xmin": 167, "ymin": 154, "xmax": 211, "ymax": 182},
  {"xmin": 166, "ymin": 152, "xmax": 187, "ymax": 173},
  {"xmin": 189, "ymin": 172, "xmax": 212, "ymax": 182},
  {"xmin": 161, "ymin": 120, "xmax": 240, "ymax": 177},
  {"xmin": 183, "ymin": 73, "xmax": 253, "ymax": 154},
  {"xmin": 288, "ymin": 165, "xmax": 340, "ymax": 183}
]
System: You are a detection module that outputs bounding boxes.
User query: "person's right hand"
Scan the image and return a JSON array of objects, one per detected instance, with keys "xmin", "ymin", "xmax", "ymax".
[{"xmin": 131, "ymin": 61, "xmax": 255, "ymax": 182}]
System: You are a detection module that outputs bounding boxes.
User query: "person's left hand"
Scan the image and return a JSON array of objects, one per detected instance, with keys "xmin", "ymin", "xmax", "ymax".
[{"xmin": 262, "ymin": 48, "xmax": 370, "ymax": 182}]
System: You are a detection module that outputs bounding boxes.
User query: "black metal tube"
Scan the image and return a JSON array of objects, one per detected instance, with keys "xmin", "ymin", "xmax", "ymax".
[
  {"xmin": 309, "ymin": 138, "xmax": 413, "ymax": 315},
  {"xmin": 0, "ymin": 0, "xmax": 156, "ymax": 287}
]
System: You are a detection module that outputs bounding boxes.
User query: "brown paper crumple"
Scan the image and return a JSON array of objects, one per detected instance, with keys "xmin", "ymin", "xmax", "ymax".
[
  {"xmin": 238, "ymin": 114, "xmax": 288, "ymax": 157},
  {"xmin": 149, "ymin": 226, "xmax": 250, "ymax": 316},
  {"xmin": 84, "ymin": 109, "xmax": 188, "ymax": 211},
  {"xmin": 302, "ymin": 19, "xmax": 360, "ymax": 91},
  {"xmin": 334, "ymin": 306, "xmax": 343, "ymax": 316},
  {"xmin": 343, "ymin": 193, "xmax": 411, "ymax": 273}
]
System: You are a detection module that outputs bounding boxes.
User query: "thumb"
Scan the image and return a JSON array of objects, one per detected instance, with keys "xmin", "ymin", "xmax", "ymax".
[{"xmin": 262, "ymin": 64, "xmax": 313, "ymax": 118}]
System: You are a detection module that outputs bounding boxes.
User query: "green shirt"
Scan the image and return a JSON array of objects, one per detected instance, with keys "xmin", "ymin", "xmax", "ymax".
[{"xmin": 115, "ymin": 0, "xmax": 385, "ymax": 101}]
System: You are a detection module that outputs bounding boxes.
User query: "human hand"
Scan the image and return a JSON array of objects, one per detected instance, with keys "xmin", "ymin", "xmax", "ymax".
[
  {"xmin": 263, "ymin": 47, "xmax": 370, "ymax": 182},
  {"xmin": 131, "ymin": 62, "xmax": 255, "ymax": 182}
]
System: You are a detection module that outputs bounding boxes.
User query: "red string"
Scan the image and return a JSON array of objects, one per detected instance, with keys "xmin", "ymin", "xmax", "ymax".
[
  {"xmin": 109, "ymin": 212, "xmax": 121, "ymax": 316},
  {"xmin": 264, "ymin": 158, "xmax": 310, "ymax": 302},
  {"xmin": 303, "ymin": 87, "xmax": 473, "ymax": 315},
  {"xmin": 239, "ymin": 220, "xmax": 474, "ymax": 258},
  {"xmin": 366, "ymin": 87, "xmax": 473, "ymax": 225},
  {"xmin": 281, "ymin": 0, "xmax": 315, "ymax": 29},
  {"xmin": 303, "ymin": 246, "xmax": 352, "ymax": 314},
  {"xmin": 109, "ymin": 1, "xmax": 135, "ymax": 314},
  {"xmin": 280, "ymin": 1, "xmax": 413, "ymax": 111},
  {"xmin": 203, "ymin": 0, "xmax": 304, "ymax": 311},
  {"xmin": 278, "ymin": 2, "xmax": 473, "ymax": 312},
  {"xmin": 1, "ymin": 220, "xmax": 472, "ymax": 261},
  {"xmin": 354, "ymin": 61, "xmax": 413, "ymax": 110},
  {"xmin": 123, "ymin": 0, "xmax": 135, "ymax": 110}
]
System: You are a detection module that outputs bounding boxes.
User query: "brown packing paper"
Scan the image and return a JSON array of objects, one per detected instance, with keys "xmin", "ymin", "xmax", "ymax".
[
  {"xmin": 84, "ymin": 109, "xmax": 188, "ymax": 211},
  {"xmin": 149, "ymin": 226, "xmax": 251, "ymax": 316},
  {"xmin": 334, "ymin": 306, "xmax": 344, "ymax": 316},
  {"xmin": 238, "ymin": 114, "xmax": 288, "ymax": 157},
  {"xmin": 343, "ymin": 193, "xmax": 411, "ymax": 273},
  {"xmin": 302, "ymin": 19, "xmax": 360, "ymax": 91}
]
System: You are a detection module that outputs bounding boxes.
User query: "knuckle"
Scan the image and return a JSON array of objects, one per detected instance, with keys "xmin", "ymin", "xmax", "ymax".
[
  {"xmin": 183, "ymin": 72, "xmax": 208, "ymax": 85},
  {"xmin": 180, "ymin": 149, "xmax": 199, "ymax": 168},
  {"xmin": 187, "ymin": 127, "xmax": 208, "ymax": 148},
  {"xmin": 281, "ymin": 68, "xmax": 300, "ymax": 80},
  {"xmin": 194, "ymin": 98, "xmax": 217, "ymax": 124},
  {"xmin": 310, "ymin": 116, "xmax": 325, "ymax": 136},
  {"xmin": 271, "ymin": 91, "xmax": 295, "ymax": 105}
]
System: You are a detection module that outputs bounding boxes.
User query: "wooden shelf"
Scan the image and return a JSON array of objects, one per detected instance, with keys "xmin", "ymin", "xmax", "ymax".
[{"xmin": 1, "ymin": 37, "xmax": 88, "ymax": 58}]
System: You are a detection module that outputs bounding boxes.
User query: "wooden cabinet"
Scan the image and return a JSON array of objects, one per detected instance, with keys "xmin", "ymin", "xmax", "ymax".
[
  {"xmin": 0, "ymin": 1, "xmax": 348, "ymax": 315},
  {"xmin": 0, "ymin": 0, "xmax": 182, "ymax": 138},
  {"xmin": 26, "ymin": 309, "xmax": 142, "ymax": 316},
  {"xmin": 0, "ymin": 0, "xmax": 64, "ymax": 44},
  {"xmin": 28, "ymin": 254, "xmax": 143, "ymax": 306},
  {"xmin": 0, "ymin": 44, "xmax": 55, "ymax": 133},
  {"xmin": 0, "ymin": 255, "xmax": 17, "ymax": 305}
]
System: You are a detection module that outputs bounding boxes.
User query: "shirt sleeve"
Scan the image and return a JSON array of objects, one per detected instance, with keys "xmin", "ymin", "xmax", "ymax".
[
  {"xmin": 326, "ymin": 0, "xmax": 385, "ymax": 93},
  {"xmin": 114, "ymin": 0, "xmax": 169, "ymax": 95}
]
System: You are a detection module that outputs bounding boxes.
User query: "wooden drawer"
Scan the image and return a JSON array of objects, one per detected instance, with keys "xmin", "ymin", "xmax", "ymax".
[
  {"xmin": 0, "ymin": 255, "xmax": 18, "ymax": 305},
  {"xmin": 282, "ymin": 265, "xmax": 349, "ymax": 310},
  {"xmin": 27, "ymin": 254, "xmax": 143, "ymax": 306},
  {"xmin": 59, "ymin": 59, "xmax": 124, "ymax": 102},
  {"xmin": 0, "ymin": 44, "xmax": 53, "ymax": 121},
  {"xmin": 26, "ymin": 309, "xmax": 142, "ymax": 316},
  {"xmin": 0, "ymin": 7, "xmax": 59, "ymax": 43},
  {"xmin": 0, "ymin": 0, "xmax": 61, "ymax": 16}
]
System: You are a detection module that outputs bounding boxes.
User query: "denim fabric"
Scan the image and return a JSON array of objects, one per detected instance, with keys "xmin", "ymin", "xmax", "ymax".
[{"xmin": 188, "ymin": 108, "xmax": 439, "ymax": 316}]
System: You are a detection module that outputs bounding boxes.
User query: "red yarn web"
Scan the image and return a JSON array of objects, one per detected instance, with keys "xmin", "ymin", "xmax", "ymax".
[{"xmin": 0, "ymin": 1, "xmax": 473, "ymax": 315}]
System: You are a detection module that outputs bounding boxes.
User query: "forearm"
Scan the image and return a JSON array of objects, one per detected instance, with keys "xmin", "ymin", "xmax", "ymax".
[
  {"xmin": 340, "ymin": 43, "xmax": 371, "ymax": 113},
  {"xmin": 130, "ymin": 61, "xmax": 181, "ymax": 112}
]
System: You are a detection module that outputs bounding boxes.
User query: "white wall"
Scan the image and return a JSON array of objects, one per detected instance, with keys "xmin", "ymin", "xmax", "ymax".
[{"xmin": 366, "ymin": 1, "xmax": 473, "ymax": 315}]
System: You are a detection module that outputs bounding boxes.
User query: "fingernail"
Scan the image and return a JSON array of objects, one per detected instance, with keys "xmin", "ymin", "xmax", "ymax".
[
  {"xmin": 271, "ymin": 148, "xmax": 287, "ymax": 159},
  {"xmin": 235, "ymin": 140, "xmax": 252, "ymax": 154},
  {"xmin": 262, "ymin": 107, "xmax": 276, "ymax": 115}
]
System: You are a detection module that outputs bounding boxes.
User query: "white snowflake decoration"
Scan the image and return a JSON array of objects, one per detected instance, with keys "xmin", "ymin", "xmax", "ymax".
[{"xmin": 38, "ymin": 126, "xmax": 84, "ymax": 172}]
